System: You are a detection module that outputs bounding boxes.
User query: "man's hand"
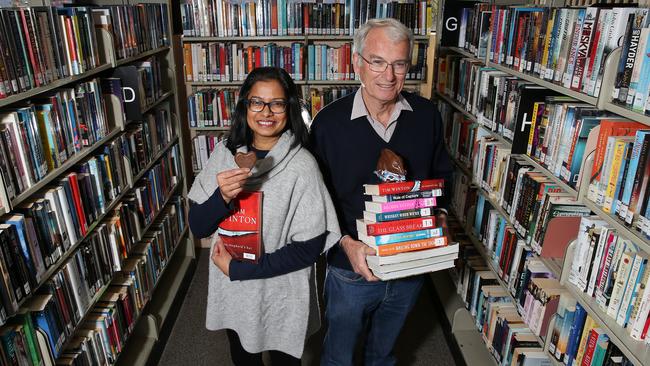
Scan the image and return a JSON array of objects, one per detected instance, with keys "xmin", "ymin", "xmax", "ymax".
[
  {"xmin": 436, "ymin": 211, "xmax": 452, "ymax": 243},
  {"xmin": 211, "ymin": 239, "xmax": 232, "ymax": 277},
  {"xmin": 217, "ymin": 168, "xmax": 251, "ymax": 204},
  {"xmin": 340, "ymin": 236, "xmax": 380, "ymax": 282}
]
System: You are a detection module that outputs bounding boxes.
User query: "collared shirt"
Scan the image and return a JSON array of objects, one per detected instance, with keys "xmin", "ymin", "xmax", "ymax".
[{"xmin": 350, "ymin": 89, "xmax": 413, "ymax": 142}]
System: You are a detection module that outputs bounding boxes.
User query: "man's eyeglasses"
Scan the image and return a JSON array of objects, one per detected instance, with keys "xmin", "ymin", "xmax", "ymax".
[
  {"xmin": 246, "ymin": 98, "xmax": 288, "ymax": 114},
  {"xmin": 357, "ymin": 53, "xmax": 410, "ymax": 75}
]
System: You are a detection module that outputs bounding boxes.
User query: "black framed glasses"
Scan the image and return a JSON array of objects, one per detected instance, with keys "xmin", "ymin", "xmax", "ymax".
[
  {"xmin": 357, "ymin": 53, "xmax": 410, "ymax": 75},
  {"xmin": 246, "ymin": 98, "xmax": 288, "ymax": 114}
]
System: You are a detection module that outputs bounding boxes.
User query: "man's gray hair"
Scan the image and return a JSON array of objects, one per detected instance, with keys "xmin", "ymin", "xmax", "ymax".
[{"xmin": 352, "ymin": 18, "xmax": 414, "ymax": 61}]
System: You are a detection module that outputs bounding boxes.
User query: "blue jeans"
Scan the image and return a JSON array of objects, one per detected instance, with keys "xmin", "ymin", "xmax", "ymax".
[{"xmin": 320, "ymin": 266, "xmax": 424, "ymax": 366}]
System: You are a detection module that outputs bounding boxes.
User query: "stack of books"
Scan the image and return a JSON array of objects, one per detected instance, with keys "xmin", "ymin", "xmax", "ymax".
[{"xmin": 358, "ymin": 178, "xmax": 458, "ymax": 280}]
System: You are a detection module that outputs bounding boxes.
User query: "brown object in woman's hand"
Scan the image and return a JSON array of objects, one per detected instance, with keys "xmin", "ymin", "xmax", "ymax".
[{"xmin": 235, "ymin": 152, "xmax": 257, "ymax": 169}]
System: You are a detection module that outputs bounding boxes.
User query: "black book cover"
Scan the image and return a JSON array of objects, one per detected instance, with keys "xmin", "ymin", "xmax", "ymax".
[{"xmin": 511, "ymin": 85, "xmax": 562, "ymax": 154}]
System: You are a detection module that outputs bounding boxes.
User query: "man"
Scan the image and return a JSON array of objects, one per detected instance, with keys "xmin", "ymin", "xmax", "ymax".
[{"xmin": 310, "ymin": 18, "xmax": 454, "ymax": 365}]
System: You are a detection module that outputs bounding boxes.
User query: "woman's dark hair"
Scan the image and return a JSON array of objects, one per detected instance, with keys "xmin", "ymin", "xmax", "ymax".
[{"xmin": 225, "ymin": 67, "xmax": 308, "ymax": 153}]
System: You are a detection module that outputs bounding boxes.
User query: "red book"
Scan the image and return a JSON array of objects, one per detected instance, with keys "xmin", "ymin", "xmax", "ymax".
[
  {"xmin": 356, "ymin": 216, "xmax": 436, "ymax": 236},
  {"xmin": 363, "ymin": 179, "xmax": 445, "ymax": 196},
  {"xmin": 218, "ymin": 191, "xmax": 263, "ymax": 263},
  {"xmin": 66, "ymin": 172, "xmax": 87, "ymax": 236},
  {"xmin": 581, "ymin": 329, "xmax": 599, "ymax": 366}
]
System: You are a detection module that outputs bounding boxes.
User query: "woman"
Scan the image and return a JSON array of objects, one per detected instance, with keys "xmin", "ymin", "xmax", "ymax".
[{"xmin": 187, "ymin": 67, "xmax": 340, "ymax": 365}]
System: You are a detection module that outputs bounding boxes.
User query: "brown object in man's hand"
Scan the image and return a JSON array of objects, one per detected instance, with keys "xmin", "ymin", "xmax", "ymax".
[
  {"xmin": 235, "ymin": 152, "xmax": 257, "ymax": 169},
  {"xmin": 376, "ymin": 148, "xmax": 406, "ymax": 176}
]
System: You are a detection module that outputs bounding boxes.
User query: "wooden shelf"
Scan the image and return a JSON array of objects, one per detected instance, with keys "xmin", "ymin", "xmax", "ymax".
[
  {"xmin": 142, "ymin": 91, "xmax": 174, "ymax": 114},
  {"xmin": 136, "ymin": 182, "xmax": 183, "ymax": 242},
  {"xmin": 116, "ymin": 46, "xmax": 171, "ymax": 67},
  {"xmin": 11, "ymin": 129, "xmax": 122, "ymax": 208},
  {"xmin": 518, "ymin": 155, "xmax": 579, "ymax": 199},
  {"xmin": 565, "ymin": 282, "xmax": 650, "ymax": 366},
  {"xmin": 183, "ymin": 35, "xmax": 305, "ymax": 42},
  {"xmin": 434, "ymin": 90, "xmax": 478, "ymax": 123},
  {"xmin": 461, "ymin": 224, "xmax": 546, "ymax": 347},
  {"xmin": 190, "ymin": 126, "xmax": 230, "ymax": 131},
  {"xmin": 14, "ymin": 185, "xmax": 129, "ymax": 312},
  {"xmin": 130, "ymin": 137, "xmax": 180, "ymax": 185},
  {"xmin": 440, "ymin": 46, "xmax": 485, "ymax": 63},
  {"xmin": 0, "ymin": 64, "xmax": 113, "ymax": 109},
  {"xmin": 601, "ymin": 101, "xmax": 650, "ymax": 128},
  {"xmin": 182, "ymin": 35, "xmax": 429, "ymax": 42},
  {"xmin": 112, "ymin": 226, "xmax": 190, "ymax": 365},
  {"xmin": 486, "ymin": 62, "xmax": 598, "ymax": 106}
]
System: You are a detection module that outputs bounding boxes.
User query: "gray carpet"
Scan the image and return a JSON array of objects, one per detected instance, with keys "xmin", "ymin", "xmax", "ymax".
[{"xmin": 157, "ymin": 249, "xmax": 457, "ymax": 366}]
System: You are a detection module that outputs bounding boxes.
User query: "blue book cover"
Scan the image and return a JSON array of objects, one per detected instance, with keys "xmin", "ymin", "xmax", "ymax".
[{"xmin": 620, "ymin": 131, "xmax": 650, "ymax": 209}]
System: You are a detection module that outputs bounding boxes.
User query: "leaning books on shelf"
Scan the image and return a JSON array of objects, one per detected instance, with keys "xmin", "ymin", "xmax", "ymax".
[
  {"xmin": 546, "ymin": 296, "xmax": 633, "ymax": 366},
  {"xmin": 567, "ymin": 215, "xmax": 650, "ymax": 343},
  {"xmin": 450, "ymin": 229, "xmax": 553, "ymax": 365}
]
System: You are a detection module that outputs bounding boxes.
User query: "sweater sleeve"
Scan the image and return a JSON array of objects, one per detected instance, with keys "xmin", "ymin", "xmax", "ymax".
[
  {"xmin": 188, "ymin": 188, "xmax": 233, "ymax": 239},
  {"xmin": 229, "ymin": 233, "xmax": 327, "ymax": 280}
]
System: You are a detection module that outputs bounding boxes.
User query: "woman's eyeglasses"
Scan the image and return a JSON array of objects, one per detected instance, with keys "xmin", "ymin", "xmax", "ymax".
[{"xmin": 246, "ymin": 98, "xmax": 288, "ymax": 114}]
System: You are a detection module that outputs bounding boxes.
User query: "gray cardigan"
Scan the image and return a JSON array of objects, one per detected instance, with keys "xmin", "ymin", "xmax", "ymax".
[{"xmin": 187, "ymin": 131, "xmax": 340, "ymax": 357}]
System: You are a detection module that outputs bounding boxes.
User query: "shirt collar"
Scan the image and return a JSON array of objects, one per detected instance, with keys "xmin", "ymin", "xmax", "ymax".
[{"xmin": 350, "ymin": 89, "xmax": 413, "ymax": 121}]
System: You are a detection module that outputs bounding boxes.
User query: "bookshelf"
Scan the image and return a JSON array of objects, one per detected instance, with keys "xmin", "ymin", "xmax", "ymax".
[
  {"xmin": 0, "ymin": 1, "xmax": 195, "ymax": 365},
  {"xmin": 178, "ymin": 0, "xmax": 438, "ymax": 246},
  {"xmin": 433, "ymin": 1, "xmax": 650, "ymax": 364}
]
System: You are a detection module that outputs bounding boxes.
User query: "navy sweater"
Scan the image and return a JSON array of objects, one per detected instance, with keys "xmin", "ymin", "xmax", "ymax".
[
  {"xmin": 188, "ymin": 148, "xmax": 325, "ymax": 280},
  {"xmin": 310, "ymin": 91, "xmax": 454, "ymax": 271}
]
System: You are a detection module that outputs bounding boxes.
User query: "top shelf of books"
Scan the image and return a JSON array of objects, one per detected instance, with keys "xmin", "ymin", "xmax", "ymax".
[
  {"xmin": 0, "ymin": 4, "xmax": 171, "ymax": 108},
  {"xmin": 439, "ymin": 5, "xmax": 650, "ymax": 129},
  {"xmin": 180, "ymin": 0, "xmax": 434, "ymax": 39}
]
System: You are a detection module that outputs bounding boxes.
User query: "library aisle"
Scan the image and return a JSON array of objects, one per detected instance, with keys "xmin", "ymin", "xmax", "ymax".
[{"xmin": 157, "ymin": 250, "xmax": 458, "ymax": 366}]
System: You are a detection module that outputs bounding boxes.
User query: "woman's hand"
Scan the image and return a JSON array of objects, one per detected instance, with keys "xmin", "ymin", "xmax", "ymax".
[
  {"xmin": 217, "ymin": 168, "xmax": 251, "ymax": 204},
  {"xmin": 212, "ymin": 238, "xmax": 232, "ymax": 277}
]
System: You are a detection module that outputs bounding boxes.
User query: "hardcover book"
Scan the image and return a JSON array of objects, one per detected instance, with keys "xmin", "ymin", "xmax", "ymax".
[{"xmin": 217, "ymin": 191, "xmax": 263, "ymax": 264}]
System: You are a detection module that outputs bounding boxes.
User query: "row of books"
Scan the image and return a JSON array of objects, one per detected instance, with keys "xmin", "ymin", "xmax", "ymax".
[
  {"xmin": 114, "ymin": 56, "xmax": 166, "ymax": 116},
  {"xmin": 0, "ymin": 78, "xmax": 110, "ymax": 201},
  {"xmin": 181, "ymin": 0, "xmax": 431, "ymax": 37},
  {"xmin": 439, "ymin": 101, "xmax": 477, "ymax": 170},
  {"xmin": 306, "ymin": 86, "xmax": 358, "ymax": 116},
  {"xmin": 0, "ymin": 198, "xmax": 186, "ymax": 365},
  {"xmin": 356, "ymin": 178, "xmax": 455, "ymax": 280},
  {"xmin": 97, "ymin": 4, "xmax": 170, "ymax": 61},
  {"xmin": 488, "ymin": 5, "xmax": 628, "ymax": 98},
  {"xmin": 126, "ymin": 144, "xmax": 182, "ymax": 235},
  {"xmin": 584, "ymin": 125, "xmax": 650, "ymax": 235},
  {"xmin": 188, "ymin": 88, "xmax": 238, "ymax": 129},
  {"xmin": 443, "ymin": 4, "xmax": 649, "ymax": 101},
  {"xmin": 548, "ymin": 295, "xmax": 631, "ymax": 366},
  {"xmin": 191, "ymin": 133, "xmax": 225, "ymax": 172},
  {"xmin": 451, "ymin": 226, "xmax": 552, "ymax": 365},
  {"xmin": 0, "ymin": 6, "xmax": 103, "ymax": 98},
  {"xmin": 183, "ymin": 41, "xmax": 429, "ymax": 83},
  {"xmin": 0, "ymin": 159, "xmax": 130, "ymax": 320},
  {"xmin": 122, "ymin": 105, "xmax": 176, "ymax": 186},
  {"xmin": 436, "ymin": 64, "xmax": 650, "ymax": 237},
  {"xmin": 183, "ymin": 42, "xmax": 306, "ymax": 82},
  {"xmin": 568, "ymin": 216, "xmax": 650, "ymax": 343},
  {"xmin": 0, "ymin": 140, "xmax": 179, "ymax": 327}
]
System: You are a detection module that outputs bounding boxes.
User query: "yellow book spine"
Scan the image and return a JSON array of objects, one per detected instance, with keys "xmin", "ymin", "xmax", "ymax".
[
  {"xmin": 540, "ymin": 9, "xmax": 556, "ymax": 76},
  {"xmin": 604, "ymin": 139, "xmax": 628, "ymax": 213},
  {"xmin": 574, "ymin": 315, "xmax": 596, "ymax": 366}
]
